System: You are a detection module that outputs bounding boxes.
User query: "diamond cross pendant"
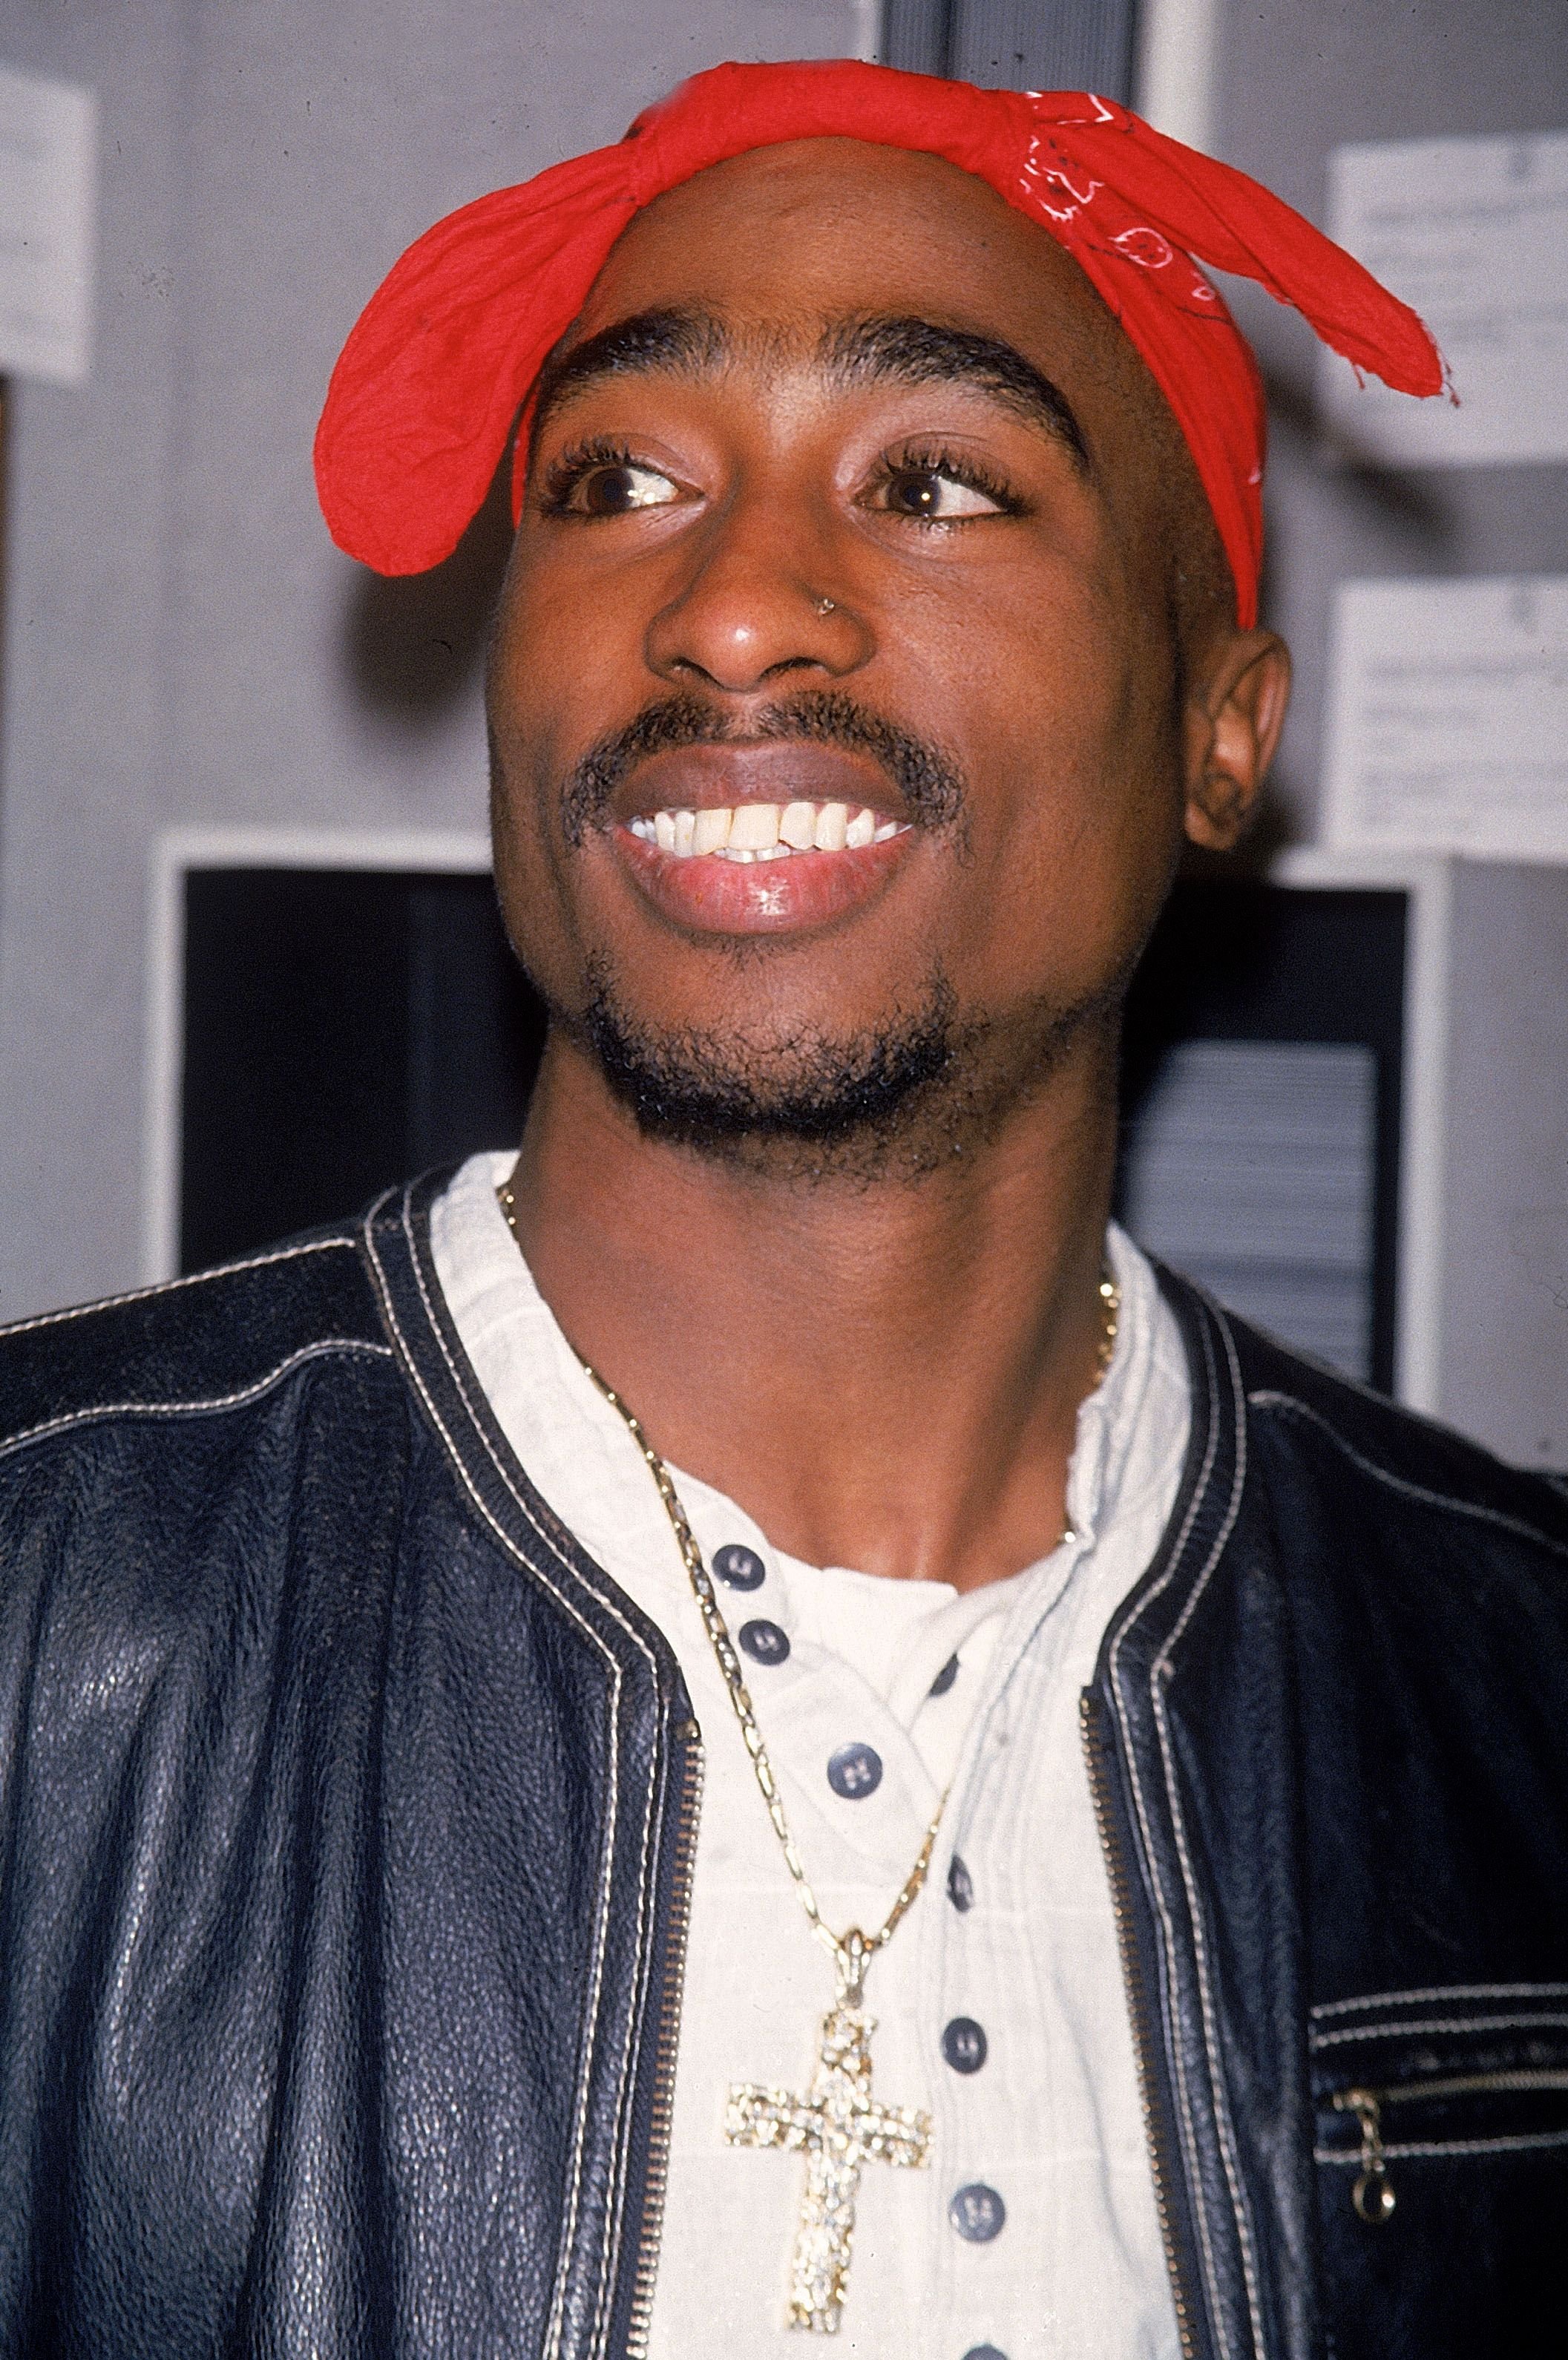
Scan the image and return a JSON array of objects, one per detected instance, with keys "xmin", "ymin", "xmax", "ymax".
[{"xmin": 726, "ymin": 1938, "xmax": 931, "ymax": 2333}]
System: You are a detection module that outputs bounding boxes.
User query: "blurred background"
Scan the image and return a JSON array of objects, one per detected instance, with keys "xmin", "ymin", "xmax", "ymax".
[{"xmin": 0, "ymin": 0, "xmax": 1564, "ymax": 1463}]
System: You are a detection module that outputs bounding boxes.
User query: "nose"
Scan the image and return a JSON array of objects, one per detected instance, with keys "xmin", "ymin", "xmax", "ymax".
[{"xmin": 644, "ymin": 495, "xmax": 873, "ymax": 695}]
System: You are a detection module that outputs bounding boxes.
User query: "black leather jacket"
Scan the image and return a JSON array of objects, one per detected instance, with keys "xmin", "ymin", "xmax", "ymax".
[{"xmin": 1, "ymin": 1174, "xmax": 1564, "ymax": 2360}]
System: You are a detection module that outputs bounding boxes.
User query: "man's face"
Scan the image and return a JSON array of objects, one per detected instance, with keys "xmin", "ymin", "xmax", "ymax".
[{"xmin": 488, "ymin": 140, "xmax": 1244, "ymax": 1166}]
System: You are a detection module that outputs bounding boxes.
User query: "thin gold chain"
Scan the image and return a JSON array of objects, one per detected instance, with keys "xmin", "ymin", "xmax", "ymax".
[{"xmin": 497, "ymin": 1177, "xmax": 1119, "ymax": 1999}]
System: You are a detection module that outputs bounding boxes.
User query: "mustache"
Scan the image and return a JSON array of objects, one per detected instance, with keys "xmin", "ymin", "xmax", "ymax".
[{"xmin": 559, "ymin": 689, "xmax": 968, "ymax": 847}]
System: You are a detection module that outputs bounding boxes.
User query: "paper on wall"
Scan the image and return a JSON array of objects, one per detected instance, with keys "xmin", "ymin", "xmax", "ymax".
[
  {"xmin": 1322, "ymin": 575, "xmax": 1568, "ymax": 861},
  {"xmin": 1318, "ymin": 130, "xmax": 1568, "ymax": 467},
  {"xmin": 0, "ymin": 62, "xmax": 96, "ymax": 387}
]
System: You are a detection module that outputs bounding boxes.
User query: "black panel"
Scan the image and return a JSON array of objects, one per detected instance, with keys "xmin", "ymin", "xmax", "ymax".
[
  {"xmin": 180, "ymin": 868, "xmax": 545, "ymax": 1271},
  {"xmin": 1115, "ymin": 882, "xmax": 1407, "ymax": 1392},
  {"xmin": 882, "ymin": 0, "xmax": 1138, "ymax": 101}
]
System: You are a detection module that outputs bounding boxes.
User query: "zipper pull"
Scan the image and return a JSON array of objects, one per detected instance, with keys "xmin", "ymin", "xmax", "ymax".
[{"xmin": 1334, "ymin": 2087, "xmax": 1395, "ymax": 2223}]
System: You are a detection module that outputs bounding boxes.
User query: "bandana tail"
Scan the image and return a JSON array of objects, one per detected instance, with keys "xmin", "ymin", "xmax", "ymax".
[
  {"xmin": 1010, "ymin": 99, "xmax": 1444, "ymax": 624},
  {"xmin": 314, "ymin": 145, "xmax": 637, "ymax": 576},
  {"xmin": 1063, "ymin": 104, "xmax": 1445, "ymax": 394}
]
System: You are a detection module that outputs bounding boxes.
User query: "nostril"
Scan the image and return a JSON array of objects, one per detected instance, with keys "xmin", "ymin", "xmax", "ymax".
[{"xmin": 666, "ymin": 649, "xmax": 825, "ymax": 694}]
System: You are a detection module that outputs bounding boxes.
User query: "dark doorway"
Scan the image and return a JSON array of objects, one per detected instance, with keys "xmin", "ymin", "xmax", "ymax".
[{"xmin": 180, "ymin": 867, "xmax": 545, "ymax": 1272}]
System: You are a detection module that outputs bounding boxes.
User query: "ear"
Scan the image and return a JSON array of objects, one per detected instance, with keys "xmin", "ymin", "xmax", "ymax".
[{"xmin": 1181, "ymin": 629, "xmax": 1292, "ymax": 853}]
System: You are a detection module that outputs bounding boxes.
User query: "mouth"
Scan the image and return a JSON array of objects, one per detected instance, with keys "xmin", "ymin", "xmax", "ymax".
[{"xmin": 604, "ymin": 742, "xmax": 919, "ymax": 935}]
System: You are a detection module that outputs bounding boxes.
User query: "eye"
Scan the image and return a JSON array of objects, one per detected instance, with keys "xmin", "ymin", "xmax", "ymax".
[
  {"xmin": 572, "ymin": 459, "xmax": 680, "ymax": 517},
  {"xmin": 542, "ymin": 440, "xmax": 686, "ymax": 519},
  {"xmin": 880, "ymin": 468, "xmax": 1005, "ymax": 519},
  {"xmin": 866, "ymin": 448, "xmax": 1022, "ymax": 524}
]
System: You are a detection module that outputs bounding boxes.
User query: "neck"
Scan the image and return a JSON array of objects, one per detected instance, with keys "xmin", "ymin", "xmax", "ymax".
[{"xmin": 504, "ymin": 1026, "xmax": 1120, "ymax": 1592}]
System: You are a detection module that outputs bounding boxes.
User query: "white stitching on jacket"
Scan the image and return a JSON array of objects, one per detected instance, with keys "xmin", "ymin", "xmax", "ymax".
[
  {"xmin": 1150, "ymin": 1308, "xmax": 1268, "ymax": 2355},
  {"xmin": 1247, "ymin": 1392, "xmax": 1568, "ymax": 1562},
  {"xmin": 0, "ymin": 1235, "xmax": 355, "ymax": 1341},
  {"xmin": 1311, "ymin": 1982, "xmax": 1568, "ymax": 2020},
  {"xmin": 0, "ymin": 1338, "xmax": 394, "ymax": 1462},
  {"xmin": 396, "ymin": 1189, "xmax": 666, "ymax": 2360},
  {"xmin": 1106, "ymin": 1305, "xmax": 1247, "ymax": 2359},
  {"xmin": 363, "ymin": 1188, "xmax": 663, "ymax": 2360},
  {"xmin": 1311, "ymin": 2011, "xmax": 1568, "ymax": 2048}
]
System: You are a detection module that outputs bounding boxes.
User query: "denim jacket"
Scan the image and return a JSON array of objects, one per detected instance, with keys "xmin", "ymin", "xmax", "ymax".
[{"xmin": 1, "ymin": 1173, "xmax": 1564, "ymax": 2359}]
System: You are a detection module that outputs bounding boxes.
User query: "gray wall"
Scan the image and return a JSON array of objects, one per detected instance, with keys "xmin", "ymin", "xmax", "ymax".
[
  {"xmin": 1442, "ymin": 864, "xmax": 1568, "ymax": 1468},
  {"xmin": 1212, "ymin": 0, "xmax": 1568, "ymax": 844}
]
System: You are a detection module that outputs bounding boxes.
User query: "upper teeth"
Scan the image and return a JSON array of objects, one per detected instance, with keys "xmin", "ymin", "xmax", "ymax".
[{"xmin": 626, "ymin": 802, "xmax": 903, "ymax": 858}]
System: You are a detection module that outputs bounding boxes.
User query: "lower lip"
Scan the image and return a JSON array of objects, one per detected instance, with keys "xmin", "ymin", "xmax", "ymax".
[{"xmin": 612, "ymin": 827, "xmax": 915, "ymax": 934}]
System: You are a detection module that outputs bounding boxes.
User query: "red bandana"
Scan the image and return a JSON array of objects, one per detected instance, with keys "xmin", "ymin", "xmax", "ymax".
[{"xmin": 313, "ymin": 59, "xmax": 1443, "ymax": 626}]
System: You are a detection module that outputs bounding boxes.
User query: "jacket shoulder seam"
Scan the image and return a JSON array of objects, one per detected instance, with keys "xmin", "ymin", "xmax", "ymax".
[
  {"xmin": 0, "ymin": 1235, "xmax": 360, "ymax": 1343},
  {"xmin": 0, "ymin": 1337, "xmax": 395, "ymax": 1462},
  {"xmin": 1247, "ymin": 1388, "xmax": 1568, "ymax": 1561}
]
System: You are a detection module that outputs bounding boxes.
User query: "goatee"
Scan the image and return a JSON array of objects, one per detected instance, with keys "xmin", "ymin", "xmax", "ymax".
[{"xmin": 578, "ymin": 960, "xmax": 978, "ymax": 1182}]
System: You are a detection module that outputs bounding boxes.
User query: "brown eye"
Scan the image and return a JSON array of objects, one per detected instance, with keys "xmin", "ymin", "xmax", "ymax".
[
  {"xmin": 576, "ymin": 462, "xmax": 679, "ymax": 515},
  {"xmin": 882, "ymin": 468, "xmax": 1003, "ymax": 519}
]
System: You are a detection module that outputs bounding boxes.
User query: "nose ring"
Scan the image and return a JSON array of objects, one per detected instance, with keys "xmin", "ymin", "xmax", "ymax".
[{"xmin": 816, "ymin": 595, "xmax": 836, "ymax": 615}]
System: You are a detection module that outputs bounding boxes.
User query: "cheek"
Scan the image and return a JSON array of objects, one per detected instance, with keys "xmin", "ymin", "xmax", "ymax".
[
  {"xmin": 494, "ymin": 513, "xmax": 647, "ymax": 718},
  {"xmin": 486, "ymin": 576, "xmax": 603, "ymax": 1002},
  {"xmin": 927, "ymin": 597, "xmax": 1182, "ymax": 992}
]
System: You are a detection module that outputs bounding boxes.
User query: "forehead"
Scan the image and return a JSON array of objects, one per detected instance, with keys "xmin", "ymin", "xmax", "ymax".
[{"xmin": 570, "ymin": 138, "xmax": 1128, "ymax": 399}]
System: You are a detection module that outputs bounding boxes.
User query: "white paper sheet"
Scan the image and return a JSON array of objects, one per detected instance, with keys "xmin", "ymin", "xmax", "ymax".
[
  {"xmin": 1322, "ymin": 575, "xmax": 1568, "ymax": 860},
  {"xmin": 1317, "ymin": 130, "xmax": 1568, "ymax": 467},
  {"xmin": 0, "ymin": 62, "xmax": 96, "ymax": 387}
]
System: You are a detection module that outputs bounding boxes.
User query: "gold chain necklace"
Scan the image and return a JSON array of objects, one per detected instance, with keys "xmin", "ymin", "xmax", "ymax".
[{"xmin": 497, "ymin": 1179, "xmax": 1118, "ymax": 2333}]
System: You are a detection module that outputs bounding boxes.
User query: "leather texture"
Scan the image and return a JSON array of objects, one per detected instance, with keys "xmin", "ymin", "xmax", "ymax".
[{"xmin": 0, "ymin": 1170, "xmax": 1564, "ymax": 2358}]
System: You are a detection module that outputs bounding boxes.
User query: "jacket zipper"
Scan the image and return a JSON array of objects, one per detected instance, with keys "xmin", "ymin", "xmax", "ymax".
[
  {"xmin": 623, "ymin": 1720, "xmax": 706, "ymax": 2360},
  {"xmin": 1333, "ymin": 2068, "xmax": 1568, "ymax": 2225},
  {"xmin": 1080, "ymin": 1691, "xmax": 1200, "ymax": 2360}
]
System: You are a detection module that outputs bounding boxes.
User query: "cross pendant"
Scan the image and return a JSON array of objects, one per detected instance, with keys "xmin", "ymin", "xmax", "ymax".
[{"xmin": 726, "ymin": 1965, "xmax": 931, "ymax": 2334}]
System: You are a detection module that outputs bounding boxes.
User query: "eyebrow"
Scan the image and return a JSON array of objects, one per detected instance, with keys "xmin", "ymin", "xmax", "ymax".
[
  {"xmin": 528, "ymin": 305, "xmax": 1091, "ymax": 471},
  {"xmin": 819, "ymin": 314, "xmax": 1090, "ymax": 469}
]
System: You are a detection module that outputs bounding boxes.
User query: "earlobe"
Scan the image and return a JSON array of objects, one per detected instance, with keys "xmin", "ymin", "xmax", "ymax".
[{"xmin": 1182, "ymin": 630, "xmax": 1292, "ymax": 852}]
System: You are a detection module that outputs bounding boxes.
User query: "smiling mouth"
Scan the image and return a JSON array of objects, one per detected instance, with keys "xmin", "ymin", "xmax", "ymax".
[{"xmin": 624, "ymin": 799, "xmax": 909, "ymax": 860}]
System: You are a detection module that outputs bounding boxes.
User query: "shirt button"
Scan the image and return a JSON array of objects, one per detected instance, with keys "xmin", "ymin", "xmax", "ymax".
[
  {"xmin": 962, "ymin": 2347, "xmax": 1008, "ymax": 2360},
  {"xmin": 941, "ymin": 2016, "xmax": 988, "ymax": 2074},
  {"xmin": 949, "ymin": 2183, "xmax": 1006, "ymax": 2243},
  {"xmin": 827, "ymin": 1742, "xmax": 883, "ymax": 1800},
  {"xmin": 929, "ymin": 1653, "xmax": 959, "ymax": 1697},
  {"xmin": 712, "ymin": 1544, "xmax": 765, "ymax": 1591},
  {"xmin": 738, "ymin": 1618, "xmax": 790, "ymax": 1666},
  {"xmin": 947, "ymin": 1855, "xmax": 974, "ymax": 1912}
]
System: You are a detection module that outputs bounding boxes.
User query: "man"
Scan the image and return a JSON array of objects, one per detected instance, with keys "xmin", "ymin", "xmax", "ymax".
[{"xmin": 1, "ymin": 58, "xmax": 1564, "ymax": 2360}]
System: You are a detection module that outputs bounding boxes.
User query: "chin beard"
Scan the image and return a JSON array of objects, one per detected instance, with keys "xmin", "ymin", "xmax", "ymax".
[
  {"xmin": 580, "ymin": 960, "xmax": 966, "ymax": 1179},
  {"xmin": 572, "ymin": 959, "xmax": 1074, "ymax": 1184}
]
